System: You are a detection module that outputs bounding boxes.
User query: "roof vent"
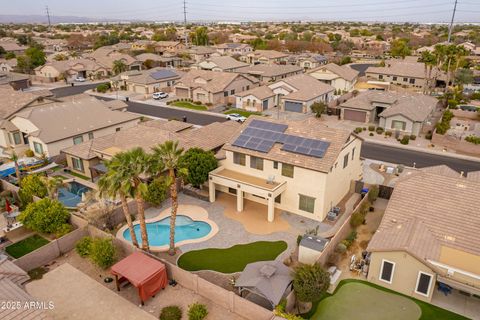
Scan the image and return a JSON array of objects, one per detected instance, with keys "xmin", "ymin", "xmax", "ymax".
[{"xmin": 391, "ymin": 219, "xmax": 397, "ymax": 223}]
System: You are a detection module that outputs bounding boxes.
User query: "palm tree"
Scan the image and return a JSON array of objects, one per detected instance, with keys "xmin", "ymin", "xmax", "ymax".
[
  {"xmin": 151, "ymin": 141, "xmax": 186, "ymax": 256},
  {"xmin": 419, "ymin": 51, "xmax": 436, "ymax": 94},
  {"xmin": 43, "ymin": 176, "xmax": 65, "ymax": 199},
  {"xmin": 112, "ymin": 60, "xmax": 127, "ymax": 75},
  {"xmin": 115, "ymin": 148, "xmax": 151, "ymax": 251},
  {"xmin": 98, "ymin": 158, "xmax": 139, "ymax": 248},
  {"xmin": 9, "ymin": 152, "xmax": 21, "ymax": 182}
]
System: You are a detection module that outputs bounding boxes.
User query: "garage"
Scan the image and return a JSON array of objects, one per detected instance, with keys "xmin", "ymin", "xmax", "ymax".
[
  {"xmin": 343, "ymin": 109, "xmax": 367, "ymax": 122},
  {"xmin": 175, "ymin": 87, "xmax": 189, "ymax": 98},
  {"xmin": 284, "ymin": 101, "xmax": 304, "ymax": 113}
]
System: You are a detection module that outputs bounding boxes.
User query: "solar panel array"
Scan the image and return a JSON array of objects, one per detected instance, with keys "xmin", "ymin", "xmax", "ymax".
[
  {"xmin": 150, "ymin": 69, "xmax": 178, "ymax": 80},
  {"xmin": 232, "ymin": 119, "xmax": 330, "ymax": 158}
]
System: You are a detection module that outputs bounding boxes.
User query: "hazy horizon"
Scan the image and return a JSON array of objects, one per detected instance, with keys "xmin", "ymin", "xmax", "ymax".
[{"xmin": 1, "ymin": 0, "xmax": 480, "ymax": 23}]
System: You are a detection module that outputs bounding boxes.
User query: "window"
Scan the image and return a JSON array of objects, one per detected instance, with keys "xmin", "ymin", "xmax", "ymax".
[
  {"xmin": 230, "ymin": 89, "xmax": 235, "ymax": 95},
  {"xmin": 403, "ymin": 77, "xmax": 408, "ymax": 82},
  {"xmin": 88, "ymin": 132, "xmax": 94, "ymax": 140},
  {"xmin": 392, "ymin": 76, "xmax": 397, "ymax": 81},
  {"xmin": 352, "ymin": 147, "xmax": 355, "ymax": 160},
  {"xmin": 379, "ymin": 75, "xmax": 383, "ymax": 80},
  {"xmin": 250, "ymin": 156, "xmax": 264, "ymax": 170},
  {"xmin": 281, "ymin": 163, "xmax": 294, "ymax": 178},
  {"xmin": 299, "ymin": 194, "xmax": 315, "ymax": 213},
  {"xmin": 415, "ymin": 272, "xmax": 433, "ymax": 297},
  {"xmin": 33, "ymin": 142, "xmax": 43, "ymax": 154},
  {"xmin": 224, "ymin": 91, "xmax": 228, "ymax": 97},
  {"xmin": 379, "ymin": 260, "xmax": 395, "ymax": 283},
  {"xmin": 273, "ymin": 161, "xmax": 278, "ymax": 169},
  {"xmin": 233, "ymin": 152, "xmax": 246, "ymax": 166},
  {"xmin": 275, "ymin": 194, "xmax": 281, "ymax": 204},
  {"xmin": 409, "ymin": 78, "xmax": 415, "ymax": 84},
  {"xmin": 73, "ymin": 136, "xmax": 84, "ymax": 145},
  {"xmin": 228, "ymin": 187, "xmax": 237, "ymax": 195},
  {"xmin": 116, "ymin": 128, "xmax": 121, "ymax": 132},
  {"xmin": 343, "ymin": 153, "xmax": 349, "ymax": 168},
  {"xmin": 72, "ymin": 157, "xmax": 84, "ymax": 172},
  {"xmin": 12, "ymin": 132, "xmax": 22, "ymax": 145},
  {"xmin": 391, "ymin": 120, "xmax": 406, "ymax": 131}
]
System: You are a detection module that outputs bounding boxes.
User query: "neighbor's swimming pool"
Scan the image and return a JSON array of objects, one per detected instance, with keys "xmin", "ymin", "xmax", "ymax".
[
  {"xmin": 58, "ymin": 181, "xmax": 92, "ymax": 208},
  {"xmin": 123, "ymin": 215, "xmax": 212, "ymax": 247}
]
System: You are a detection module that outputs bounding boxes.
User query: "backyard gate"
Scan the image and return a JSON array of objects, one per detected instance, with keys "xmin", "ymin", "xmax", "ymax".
[{"xmin": 378, "ymin": 185, "xmax": 394, "ymax": 199}]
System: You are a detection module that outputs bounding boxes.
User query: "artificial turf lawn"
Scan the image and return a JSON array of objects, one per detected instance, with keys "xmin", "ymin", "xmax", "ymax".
[
  {"xmin": 171, "ymin": 101, "xmax": 208, "ymax": 111},
  {"xmin": 177, "ymin": 241, "xmax": 287, "ymax": 273},
  {"xmin": 224, "ymin": 108, "xmax": 263, "ymax": 117},
  {"xmin": 5, "ymin": 234, "xmax": 50, "ymax": 258},
  {"xmin": 307, "ymin": 279, "xmax": 469, "ymax": 320}
]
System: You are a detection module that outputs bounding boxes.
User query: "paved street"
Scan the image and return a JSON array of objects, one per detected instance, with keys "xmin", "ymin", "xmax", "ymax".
[
  {"xmin": 51, "ymin": 82, "xmax": 107, "ymax": 98},
  {"xmin": 361, "ymin": 142, "xmax": 480, "ymax": 173}
]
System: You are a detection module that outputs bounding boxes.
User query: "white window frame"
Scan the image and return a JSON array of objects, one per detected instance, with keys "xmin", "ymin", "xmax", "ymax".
[
  {"xmin": 414, "ymin": 271, "xmax": 433, "ymax": 297},
  {"xmin": 379, "ymin": 259, "xmax": 395, "ymax": 284}
]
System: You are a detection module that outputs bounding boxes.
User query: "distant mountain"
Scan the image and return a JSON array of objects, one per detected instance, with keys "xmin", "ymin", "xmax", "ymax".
[{"xmin": 0, "ymin": 15, "xmax": 124, "ymax": 24}]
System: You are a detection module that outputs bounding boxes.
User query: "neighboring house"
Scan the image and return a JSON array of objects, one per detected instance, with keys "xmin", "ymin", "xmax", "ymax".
[
  {"xmin": 192, "ymin": 56, "xmax": 249, "ymax": 72},
  {"xmin": 0, "ymin": 72, "xmax": 30, "ymax": 90},
  {"xmin": 240, "ymin": 50, "xmax": 290, "ymax": 65},
  {"xmin": 367, "ymin": 165, "xmax": 480, "ymax": 302},
  {"xmin": 0, "ymin": 39, "xmax": 27, "ymax": 54},
  {"xmin": 34, "ymin": 58, "xmax": 108, "ymax": 82},
  {"xmin": 62, "ymin": 120, "xmax": 240, "ymax": 180},
  {"xmin": 269, "ymin": 74, "xmax": 335, "ymax": 113},
  {"xmin": 289, "ymin": 53, "xmax": 328, "ymax": 70},
  {"xmin": 86, "ymin": 47, "xmax": 143, "ymax": 72},
  {"xmin": 135, "ymin": 53, "xmax": 182, "ymax": 68},
  {"xmin": 208, "ymin": 117, "xmax": 363, "ymax": 222},
  {"xmin": 6, "ymin": 95, "xmax": 140, "ymax": 157},
  {"xmin": 235, "ymin": 64, "xmax": 304, "ymax": 83},
  {"xmin": 234, "ymin": 86, "xmax": 276, "ymax": 112},
  {"xmin": 32, "ymin": 37, "xmax": 68, "ymax": 52},
  {"xmin": 308, "ymin": 63, "xmax": 359, "ymax": 92},
  {"xmin": 184, "ymin": 46, "xmax": 220, "ymax": 63},
  {"xmin": 0, "ymin": 58, "xmax": 17, "ymax": 72},
  {"xmin": 131, "ymin": 40, "xmax": 156, "ymax": 51},
  {"xmin": 214, "ymin": 43, "xmax": 253, "ymax": 55},
  {"xmin": 174, "ymin": 69, "xmax": 259, "ymax": 105},
  {"xmin": 365, "ymin": 57, "xmax": 447, "ymax": 89},
  {"xmin": 339, "ymin": 91, "xmax": 439, "ymax": 135},
  {"xmin": 111, "ymin": 68, "xmax": 182, "ymax": 95},
  {"xmin": 154, "ymin": 41, "xmax": 186, "ymax": 55}
]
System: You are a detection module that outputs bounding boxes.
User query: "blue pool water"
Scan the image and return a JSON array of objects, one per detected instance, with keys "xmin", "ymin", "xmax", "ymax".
[
  {"xmin": 123, "ymin": 215, "xmax": 212, "ymax": 246},
  {"xmin": 58, "ymin": 181, "xmax": 92, "ymax": 208}
]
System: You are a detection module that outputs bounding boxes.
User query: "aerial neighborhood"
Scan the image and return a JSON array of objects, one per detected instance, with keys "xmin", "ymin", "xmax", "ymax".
[{"xmin": 0, "ymin": 4, "xmax": 479, "ymax": 320}]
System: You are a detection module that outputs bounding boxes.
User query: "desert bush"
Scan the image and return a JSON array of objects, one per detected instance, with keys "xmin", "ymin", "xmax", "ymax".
[
  {"xmin": 354, "ymin": 127, "xmax": 363, "ymax": 134},
  {"xmin": 368, "ymin": 125, "xmax": 375, "ymax": 131},
  {"xmin": 25, "ymin": 149, "xmax": 34, "ymax": 157},
  {"xmin": 400, "ymin": 136, "xmax": 410, "ymax": 145},
  {"xmin": 160, "ymin": 306, "xmax": 182, "ymax": 320},
  {"xmin": 75, "ymin": 236, "xmax": 92, "ymax": 257},
  {"xmin": 369, "ymin": 132, "xmax": 374, "ymax": 136},
  {"xmin": 368, "ymin": 185, "xmax": 379, "ymax": 203},
  {"xmin": 89, "ymin": 238, "xmax": 116, "ymax": 269},
  {"xmin": 18, "ymin": 198, "xmax": 70, "ymax": 235},
  {"xmin": 335, "ymin": 242, "xmax": 347, "ymax": 253},
  {"xmin": 409, "ymin": 135, "xmax": 416, "ymax": 140},
  {"xmin": 188, "ymin": 303, "xmax": 208, "ymax": 320},
  {"xmin": 385, "ymin": 131, "xmax": 393, "ymax": 137}
]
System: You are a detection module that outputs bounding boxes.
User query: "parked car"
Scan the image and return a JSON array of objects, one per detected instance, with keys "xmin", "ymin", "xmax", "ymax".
[
  {"xmin": 152, "ymin": 92, "xmax": 168, "ymax": 100},
  {"xmin": 226, "ymin": 113, "xmax": 246, "ymax": 123},
  {"xmin": 75, "ymin": 76, "xmax": 86, "ymax": 82}
]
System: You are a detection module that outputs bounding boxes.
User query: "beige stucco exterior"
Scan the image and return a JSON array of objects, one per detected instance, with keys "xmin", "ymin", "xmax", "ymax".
[
  {"xmin": 235, "ymin": 94, "xmax": 275, "ymax": 112},
  {"xmin": 309, "ymin": 69, "xmax": 357, "ymax": 92},
  {"xmin": 379, "ymin": 114, "xmax": 423, "ymax": 136},
  {"xmin": 298, "ymin": 245, "xmax": 324, "ymax": 264},
  {"xmin": 366, "ymin": 72, "xmax": 425, "ymax": 89}
]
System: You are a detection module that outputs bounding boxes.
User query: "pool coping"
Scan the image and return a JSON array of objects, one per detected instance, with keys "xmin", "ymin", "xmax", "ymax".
[
  {"xmin": 59, "ymin": 178, "xmax": 95, "ymax": 209},
  {"xmin": 116, "ymin": 204, "xmax": 219, "ymax": 252}
]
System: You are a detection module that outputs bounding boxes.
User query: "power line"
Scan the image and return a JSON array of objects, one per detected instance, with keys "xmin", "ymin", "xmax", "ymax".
[
  {"xmin": 447, "ymin": 0, "xmax": 458, "ymax": 43},
  {"xmin": 183, "ymin": 0, "xmax": 188, "ymax": 47},
  {"xmin": 45, "ymin": 5, "xmax": 51, "ymax": 29}
]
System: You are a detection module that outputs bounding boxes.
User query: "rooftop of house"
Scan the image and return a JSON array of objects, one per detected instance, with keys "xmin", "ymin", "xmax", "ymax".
[
  {"xmin": 367, "ymin": 165, "xmax": 480, "ymax": 273},
  {"xmin": 215, "ymin": 43, "xmax": 251, "ymax": 50},
  {"xmin": 308, "ymin": 63, "xmax": 359, "ymax": 82},
  {"xmin": 235, "ymin": 64, "xmax": 303, "ymax": 78},
  {"xmin": 340, "ymin": 91, "xmax": 439, "ymax": 122},
  {"xmin": 12, "ymin": 95, "xmax": 140, "ymax": 143},
  {"xmin": 176, "ymin": 69, "xmax": 258, "ymax": 93},
  {"xmin": 36, "ymin": 58, "xmax": 105, "ymax": 73},
  {"xmin": 86, "ymin": 48, "xmax": 140, "ymax": 69},
  {"xmin": 197, "ymin": 56, "xmax": 249, "ymax": 70},
  {"xmin": 235, "ymin": 85, "xmax": 275, "ymax": 100},
  {"xmin": 366, "ymin": 57, "xmax": 446, "ymax": 80},
  {"xmin": 223, "ymin": 116, "xmax": 354, "ymax": 173},
  {"xmin": 112, "ymin": 68, "xmax": 182, "ymax": 85},
  {"xmin": 248, "ymin": 50, "xmax": 289, "ymax": 59},
  {"xmin": 0, "ymin": 86, "xmax": 54, "ymax": 120},
  {"xmin": 274, "ymin": 74, "xmax": 335, "ymax": 101}
]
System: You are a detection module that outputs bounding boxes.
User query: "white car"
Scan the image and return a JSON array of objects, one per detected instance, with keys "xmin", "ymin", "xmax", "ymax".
[
  {"xmin": 152, "ymin": 92, "xmax": 168, "ymax": 100},
  {"xmin": 75, "ymin": 76, "xmax": 86, "ymax": 82},
  {"xmin": 226, "ymin": 113, "xmax": 246, "ymax": 123}
]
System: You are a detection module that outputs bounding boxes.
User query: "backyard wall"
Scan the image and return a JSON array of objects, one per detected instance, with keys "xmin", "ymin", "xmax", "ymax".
[
  {"xmin": 431, "ymin": 132, "xmax": 480, "ymax": 156},
  {"xmin": 13, "ymin": 215, "xmax": 89, "ymax": 271},
  {"xmin": 452, "ymin": 109, "xmax": 480, "ymax": 120}
]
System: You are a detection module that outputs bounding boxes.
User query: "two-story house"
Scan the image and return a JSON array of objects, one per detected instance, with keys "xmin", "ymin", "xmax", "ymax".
[
  {"xmin": 209, "ymin": 117, "xmax": 363, "ymax": 222},
  {"xmin": 307, "ymin": 63, "xmax": 359, "ymax": 93}
]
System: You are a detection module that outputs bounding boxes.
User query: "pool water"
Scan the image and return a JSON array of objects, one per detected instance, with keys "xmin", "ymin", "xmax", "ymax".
[
  {"xmin": 58, "ymin": 181, "xmax": 92, "ymax": 208},
  {"xmin": 123, "ymin": 215, "xmax": 212, "ymax": 246}
]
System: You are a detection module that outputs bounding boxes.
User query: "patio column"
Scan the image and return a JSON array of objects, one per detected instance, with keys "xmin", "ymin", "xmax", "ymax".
[
  {"xmin": 267, "ymin": 196, "xmax": 275, "ymax": 222},
  {"xmin": 236, "ymin": 189, "xmax": 243, "ymax": 212},
  {"xmin": 208, "ymin": 179, "xmax": 215, "ymax": 202}
]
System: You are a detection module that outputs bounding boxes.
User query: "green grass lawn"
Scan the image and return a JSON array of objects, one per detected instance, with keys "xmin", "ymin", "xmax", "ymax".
[
  {"xmin": 307, "ymin": 279, "xmax": 469, "ymax": 320},
  {"xmin": 224, "ymin": 108, "xmax": 263, "ymax": 117},
  {"xmin": 171, "ymin": 101, "xmax": 208, "ymax": 111},
  {"xmin": 177, "ymin": 241, "xmax": 287, "ymax": 273},
  {"xmin": 5, "ymin": 235, "xmax": 50, "ymax": 258},
  {"xmin": 68, "ymin": 171, "xmax": 90, "ymax": 181}
]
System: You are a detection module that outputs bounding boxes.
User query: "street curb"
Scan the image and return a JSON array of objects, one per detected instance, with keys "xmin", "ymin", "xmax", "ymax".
[{"xmin": 363, "ymin": 138, "xmax": 480, "ymax": 163}]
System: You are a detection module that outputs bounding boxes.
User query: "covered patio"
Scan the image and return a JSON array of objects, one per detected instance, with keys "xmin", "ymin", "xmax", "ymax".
[{"xmin": 209, "ymin": 167, "xmax": 287, "ymax": 222}]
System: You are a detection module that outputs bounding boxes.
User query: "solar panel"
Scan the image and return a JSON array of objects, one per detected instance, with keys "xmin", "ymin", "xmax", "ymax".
[
  {"xmin": 249, "ymin": 120, "xmax": 287, "ymax": 133},
  {"xmin": 295, "ymin": 146, "xmax": 310, "ymax": 154},
  {"xmin": 245, "ymin": 140, "xmax": 260, "ymax": 150},
  {"xmin": 281, "ymin": 144, "xmax": 296, "ymax": 152},
  {"xmin": 309, "ymin": 149, "xmax": 327, "ymax": 158}
]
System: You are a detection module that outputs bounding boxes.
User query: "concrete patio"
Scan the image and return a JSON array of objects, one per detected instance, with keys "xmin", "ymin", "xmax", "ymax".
[{"xmin": 432, "ymin": 288, "xmax": 480, "ymax": 320}]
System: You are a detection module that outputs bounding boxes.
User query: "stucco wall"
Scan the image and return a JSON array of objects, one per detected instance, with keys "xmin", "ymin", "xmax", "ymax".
[{"xmin": 381, "ymin": 114, "xmax": 415, "ymax": 135}]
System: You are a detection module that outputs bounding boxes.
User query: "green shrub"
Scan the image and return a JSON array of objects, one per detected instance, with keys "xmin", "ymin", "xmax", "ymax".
[
  {"xmin": 96, "ymin": 83, "xmax": 110, "ymax": 93},
  {"xmin": 25, "ymin": 149, "xmax": 34, "ymax": 157},
  {"xmin": 400, "ymin": 136, "xmax": 410, "ymax": 145},
  {"xmin": 425, "ymin": 133, "xmax": 433, "ymax": 140},
  {"xmin": 89, "ymin": 238, "xmax": 116, "ymax": 269},
  {"xmin": 144, "ymin": 178, "xmax": 168, "ymax": 206},
  {"xmin": 18, "ymin": 174, "xmax": 48, "ymax": 206},
  {"xmin": 376, "ymin": 127, "xmax": 384, "ymax": 134},
  {"xmin": 76, "ymin": 237, "xmax": 92, "ymax": 257},
  {"xmin": 188, "ymin": 303, "xmax": 208, "ymax": 320},
  {"xmin": 335, "ymin": 242, "xmax": 347, "ymax": 253},
  {"xmin": 354, "ymin": 127, "xmax": 363, "ymax": 134},
  {"xmin": 346, "ymin": 230, "xmax": 357, "ymax": 243},
  {"xmin": 193, "ymin": 101, "xmax": 202, "ymax": 105},
  {"xmin": 369, "ymin": 132, "xmax": 374, "ymax": 136},
  {"xmin": 205, "ymin": 102, "xmax": 213, "ymax": 107},
  {"xmin": 18, "ymin": 198, "xmax": 70, "ymax": 235},
  {"xmin": 385, "ymin": 131, "xmax": 392, "ymax": 137},
  {"xmin": 465, "ymin": 135, "xmax": 480, "ymax": 145},
  {"xmin": 350, "ymin": 211, "xmax": 364, "ymax": 228},
  {"xmin": 274, "ymin": 300, "xmax": 304, "ymax": 320},
  {"xmin": 55, "ymin": 223, "xmax": 72, "ymax": 238},
  {"xmin": 296, "ymin": 234, "xmax": 303, "ymax": 246},
  {"xmin": 178, "ymin": 148, "xmax": 218, "ymax": 188},
  {"xmin": 368, "ymin": 125, "xmax": 375, "ymax": 131},
  {"xmin": 368, "ymin": 185, "xmax": 379, "ymax": 203},
  {"xmin": 435, "ymin": 110, "xmax": 454, "ymax": 135},
  {"xmin": 409, "ymin": 135, "xmax": 416, "ymax": 140},
  {"xmin": 160, "ymin": 306, "xmax": 182, "ymax": 320}
]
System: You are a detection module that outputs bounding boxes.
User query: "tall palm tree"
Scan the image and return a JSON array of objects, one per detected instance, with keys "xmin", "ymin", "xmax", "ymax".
[
  {"xmin": 112, "ymin": 60, "xmax": 127, "ymax": 75},
  {"xmin": 115, "ymin": 148, "xmax": 151, "ymax": 251},
  {"xmin": 151, "ymin": 141, "xmax": 187, "ymax": 256},
  {"xmin": 419, "ymin": 51, "xmax": 436, "ymax": 94},
  {"xmin": 9, "ymin": 152, "xmax": 21, "ymax": 182},
  {"xmin": 42, "ymin": 176, "xmax": 65, "ymax": 200},
  {"xmin": 98, "ymin": 157, "xmax": 139, "ymax": 249}
]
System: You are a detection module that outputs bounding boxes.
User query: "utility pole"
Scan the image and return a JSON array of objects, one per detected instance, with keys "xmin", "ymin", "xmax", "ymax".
[
  {"xmin": 183, "ymin": 0, "xmax": 189, "ymax": 48},
  {"xmin": 45, "ymin": 6, "xmax": 52, "ymax": 31},
  {"xmin": 447, "ymin": 0, "xmax": 458, "ymax": 43}
]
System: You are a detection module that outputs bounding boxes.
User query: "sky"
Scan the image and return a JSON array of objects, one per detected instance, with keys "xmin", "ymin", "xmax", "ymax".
[{"xmin": 1, "ymin": 0, "xmax": 480, "ymax": 23}]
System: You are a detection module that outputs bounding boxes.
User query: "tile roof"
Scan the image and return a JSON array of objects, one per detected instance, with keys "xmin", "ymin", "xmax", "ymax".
[
  {"xmin": 275, "ymin": 74, "xmax": 335, "ymax": 102},
  {"xmin": 176, "ymin": 69, "xmax": 258, "ymax": 93},
  {"xmin": 366, "ymin": 58, "xmax": 446, "ymax": 80},
  {"xmin": 115, "ymin": 68, "xmax": 182, "ymax": 85},
  {"xmin": 235, "ymin": 64, "xmax": 303, "ymax": 78},
  {"xmin": 0, "ymin": 278, "xmax": 47, "ymax": 320},
  {"xmin": 37, "ymin": 58, "xmax": 105, "ymax": 74},
  {"xmin": 198, "ymin": 56, "xmax": 249, "ymax": 70},
  {"xmin": 0, "ymin": 86, "xmax": 53, "ymax": 120},
  {"xmin": 250, "ymin": 50, "xmax": 289, "ymax": 59},
  {"xmin": 235, "ymin": 85, "xmax": 275, "ymax": 100},
  {"xmin": 308, "ymin": 63, "xmax": 359, "ymax": 82},
  {"xmin": 142, "ymin": 119, "xmax": 193, "ymax": 132},
  {"xmin": 367, "ymin": 167, "xmax": 480, "ymax": 260},
  {"xmin": 0, "ymin": 255, "xmax": 29, "ymax": 286},
  {"xmin": 223, "ymin": 116, "xmax": 352, "ymax": 173}
]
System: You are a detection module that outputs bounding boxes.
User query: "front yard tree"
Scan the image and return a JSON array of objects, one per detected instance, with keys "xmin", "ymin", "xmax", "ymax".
[
  {"xmin": 310, "ymin": 102, "xmax": 327, "ymax": 118},
  {"xmin": 293, "ymin": 264, "xmax": 330, "ymax": 303},
  {"xmin": 178, "ymin": 148, "xmax": 217, "ymax": 188},
  {"xmin": 390, "ymin": 39, "xmax": 411, "ymax": 58},
  {"xmin": 152, "ymin": 141, "xmax": 187, "ymax": 256},
  {"xmin": 112, "ymin": 59, "xmax": 127, "ymax": 75}
]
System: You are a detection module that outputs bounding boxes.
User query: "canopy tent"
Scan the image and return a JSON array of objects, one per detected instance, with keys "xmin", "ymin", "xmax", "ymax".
[
  {"xmin": 111, "ymin": 252, "xmax": 168, "ymax": 305},
  {"xmin": 235, "ymin": 260, "xmax": 293, "ymax": 308}
]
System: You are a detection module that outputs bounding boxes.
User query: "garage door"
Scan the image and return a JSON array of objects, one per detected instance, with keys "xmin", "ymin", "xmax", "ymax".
[
  {"xmin": 284, "ymin": 101, "xmax": 303, "ymax": 113},
  {"xmin": 343, "ymin": 109, "xmax": 367, "ymax": 122},
  {"xmin": 175, "ymin": 87, "xmax": 189, "ymax": 98}
]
